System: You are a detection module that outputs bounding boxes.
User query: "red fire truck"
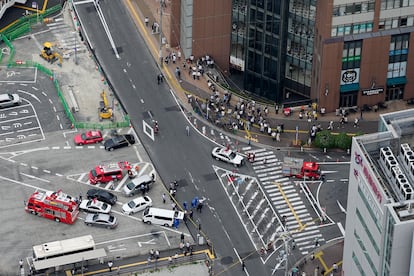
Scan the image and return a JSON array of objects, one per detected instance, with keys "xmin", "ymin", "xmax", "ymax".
[
  {"xmin": 89, "ymin": 161, "xmax": 131, "ymax": 184},
  {"xmin": 25, "ymin": 190, "xmax": 79, "ymax": 224},
  {"xmin": 282, "ymin": 157, "xmax": 322, "ymax": 180}
]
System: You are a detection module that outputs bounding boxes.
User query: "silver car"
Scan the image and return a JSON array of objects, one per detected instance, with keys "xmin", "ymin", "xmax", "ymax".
[
  {"xmin": 84, "ymin": 213, "xmax": 118, "ymax": 229},
  {"xmin": 122, "ymin": 196, "xmax": 153, "ymax": 215},
  {"xmin": 0, "ymin": 93, "xmax": 21, "ymax": 108}
]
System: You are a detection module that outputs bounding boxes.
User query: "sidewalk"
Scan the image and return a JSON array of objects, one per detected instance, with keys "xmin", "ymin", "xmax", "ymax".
[
  {"xmin": 291, "ymin": 239, "xmax": 344, "ymax": 276},
  {"xmin": 70, "ymin": 244, "xmax": 211, "ymax": 276},
  {"xmin": 129, "ymin": 0, "xmax": 408, "ymax": 150}
]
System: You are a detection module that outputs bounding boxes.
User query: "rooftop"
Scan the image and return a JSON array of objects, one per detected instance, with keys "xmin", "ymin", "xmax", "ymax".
[{"xmin": 355, "ymin": 108, "xmax": 414, "ymax": 221}]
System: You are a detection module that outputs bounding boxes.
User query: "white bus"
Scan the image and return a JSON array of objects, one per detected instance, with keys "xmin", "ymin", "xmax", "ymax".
[{"xmin": 31, "ymin": 235, "xmax": 106, "ymax": 272}]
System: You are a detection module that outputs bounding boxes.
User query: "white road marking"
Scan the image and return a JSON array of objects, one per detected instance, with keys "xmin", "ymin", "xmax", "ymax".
[
  {"xmin": 337, "ymin": 222, "xmax": 345, "ymax": 236},
  {"xmin": 20, "ymin": 173, "xmax": 50, "ymax": 183},
  {"xmin": 77, "ymin": 173, "xmax": 86, "ymax": 182}
]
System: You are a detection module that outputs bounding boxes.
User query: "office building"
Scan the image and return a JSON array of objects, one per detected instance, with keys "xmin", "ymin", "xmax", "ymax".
[
  {"xmin": 343, "ymin": 108, "xmax": 414, "ymax": 275},
  {"xmin": 313, "ymin": 0, "xmax": 414, "ymax": 112},
  {"xmin": 169, "ymin": 1, "xmax": 414, "ymax": 111}
]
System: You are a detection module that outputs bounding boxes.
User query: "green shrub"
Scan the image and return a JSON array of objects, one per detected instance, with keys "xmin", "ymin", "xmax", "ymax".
[
  {"xmin": 335, "ymin": 132, "xmax": 352, "ymax": 150},
  {"xmin": 314, "ymin": 130, "xmax": 336, "ymax": 149}
]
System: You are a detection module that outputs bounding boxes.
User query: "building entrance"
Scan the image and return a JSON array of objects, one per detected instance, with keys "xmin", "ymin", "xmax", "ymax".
[
  {"xmin": 339, "ymin": 91, "xmax": 358, "ymax": 107},
  {"xmin": 386, "ymin": 86, "xmax": 404, "ymax": 101}
]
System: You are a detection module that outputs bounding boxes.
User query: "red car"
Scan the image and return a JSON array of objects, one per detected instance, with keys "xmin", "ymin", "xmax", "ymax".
[{"xmin": 74, "ymin": 130, "xmax": 103, "ymax": 145}]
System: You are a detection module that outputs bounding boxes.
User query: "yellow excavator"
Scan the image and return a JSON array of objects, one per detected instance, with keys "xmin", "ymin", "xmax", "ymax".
[
  {"xmin": 99, "ymin": 90, "xmax": 114, "ymax": 121},
  {"xmin": 40, "ymin": 42, "xmax": 62, "ymax": 66}
]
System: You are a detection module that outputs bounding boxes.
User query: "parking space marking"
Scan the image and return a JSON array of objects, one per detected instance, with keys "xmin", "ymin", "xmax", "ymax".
[
  {"xmin": 77, "ymin": 173, "xmax": 86, "ymax": 182},
  {"xmin": 20, "ymin": 172, "xmax": 50, "ymax": 183},
  {"xmin": 0, "ymin": 175, "xmax": 47, "ymax": 191},
  {"xmin": 0, "ymin": 67, "xmax": 37, "ymax": 83},
  {"xmin": 0, "ymin": 115, "xmax": 37, "ymax": 123}
]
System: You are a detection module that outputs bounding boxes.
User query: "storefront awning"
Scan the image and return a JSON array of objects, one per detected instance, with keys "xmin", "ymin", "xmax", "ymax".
[
  {"xmin": 387, "ymin": 77, "xmax": 406, "ymax": 86},
  {"xmin": 340, "ymin": 83, "xmax": 360, "ymax": 93}
]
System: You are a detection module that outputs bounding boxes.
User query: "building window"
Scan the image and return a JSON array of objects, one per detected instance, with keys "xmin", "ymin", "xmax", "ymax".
[
  {"xmin": 356, "ymin": 208, "xmax": 380, "ymax": 255},
  {"xmin": 352, "ymin": 252, "xmax": 366, "ymax": 276},
  {"xmin": 354, "ymin": 230, "xmax": 379, "ymax": 276},
  {"xmin": 333, "ymin": 1, "xmax": 375, "ymax": 16},
  {"xmin": 342, "ymin": 41, "xmax": 362, "ymax": 70},
  {"xmin": 331, "ymin": 22, "xmax": 373, "ymax": 37},
  {"xmin": 357, "ymin": 186, "xmax": 382, "ymax": 232},
  {"xmin": 383, "ymin": 214, "xmax": 394, "ymax": 270},
  {"xmin": 388, "ymin": 34, "xmax": 409, "ymax": 78},
  {"xmin": 381, "ymin": 0, "xmax": 413, "ymax": 9}
]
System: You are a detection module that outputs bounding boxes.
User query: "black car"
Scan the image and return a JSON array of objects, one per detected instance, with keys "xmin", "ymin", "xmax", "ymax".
[
  {"xmin": 104, "ymin": 134, "xmax": 135, "ymax": 151},
  {"xmin": 86, "ymin": 189, "xmax": 117, "ymax": 205}
]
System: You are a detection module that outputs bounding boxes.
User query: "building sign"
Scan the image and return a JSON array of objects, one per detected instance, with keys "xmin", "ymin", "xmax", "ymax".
[
  {"xmin": 362, "ymin": 166, "xmax": 383, "ymax": 204},
  {"xmin": 354, "ymin": 152, "xmax": 382, "ymax": 204},
  {"xmin": 230, "ymin": 56, "xmax": 245, "ymax": 71},
  {"xmin": 354, "ymin": 152, "xmax": 383, "ymax": 204},
  {"xmin": 362, "ymin": 87, "xmax": 384, "ymax": 96},
  {"xmin": 340, "ymin": 68, "xmax": 360, "ymax": 85}
]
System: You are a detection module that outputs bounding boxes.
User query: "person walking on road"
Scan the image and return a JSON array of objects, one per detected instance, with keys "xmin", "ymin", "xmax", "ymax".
[
  {"xmin": 197, "ymin": 201, "xmax": 203, "ymax": 213},
  {"xmin": 354, "ymin": 117, "xmax": 359, "ymax": 127},
  {"xmin": 186, "ymin": 125, "xmax": 190, "ymax": 136}
]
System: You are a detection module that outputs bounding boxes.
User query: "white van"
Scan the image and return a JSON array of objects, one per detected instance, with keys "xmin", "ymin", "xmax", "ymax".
[{"xmin": 142, "ymin": 207, "xmax": 184, "ymax": 227}]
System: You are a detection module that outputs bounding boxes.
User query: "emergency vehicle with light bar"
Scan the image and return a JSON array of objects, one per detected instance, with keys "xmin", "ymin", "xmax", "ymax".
[
  {"xmin": 25, "ymin": 189, "xmax": 79, "ymax": 224},
  {"xmin": 282, "ymin": 157, "xmax": 322, "ymax": 180}
]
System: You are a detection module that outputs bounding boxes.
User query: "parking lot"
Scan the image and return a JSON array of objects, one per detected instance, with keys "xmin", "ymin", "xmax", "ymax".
[
  {"xmin": 0, "ymin": 6, "xmax": 192, "ymax": 275},
  {"xmin": 0, "ymin": 67, "xmax": 67, "ymax": 148}
]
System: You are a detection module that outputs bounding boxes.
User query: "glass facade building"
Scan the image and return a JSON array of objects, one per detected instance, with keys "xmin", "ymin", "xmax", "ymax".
[{"xmin": 230, "ymin": 0, "xmax": 315, "ymax": 105}]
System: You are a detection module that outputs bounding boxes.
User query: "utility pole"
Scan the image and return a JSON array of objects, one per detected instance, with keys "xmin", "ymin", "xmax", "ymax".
[{"xmin": 159, "ymin": 0, "xmax": 164, "ymax": 66}]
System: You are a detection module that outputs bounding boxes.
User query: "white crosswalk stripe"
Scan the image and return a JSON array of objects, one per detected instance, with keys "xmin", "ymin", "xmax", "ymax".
[
  {"xmin": 46, "ymin": 19, "xmax": 87, "ymax": 53},
  {"xmin": 244, "ymin": 147, "xmax": 325, "ymax": 255}
]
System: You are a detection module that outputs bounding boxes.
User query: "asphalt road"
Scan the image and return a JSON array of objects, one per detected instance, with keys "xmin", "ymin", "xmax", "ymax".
[{"xmin": 73, "ymin": 1, "xmax": 272, "ymax": 275}]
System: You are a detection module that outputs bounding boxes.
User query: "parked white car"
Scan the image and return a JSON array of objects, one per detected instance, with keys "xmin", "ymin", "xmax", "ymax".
[
  {"xmin": 211, "ymin": 146, "xmax": 244, "ymax": 167},
  {"xmin": 79, "ymin": 199, "xmax": 111, "ymax": 214},
  {"xmin": 122, "ymin": 196, "xmax": 153, "ymax": 215}
]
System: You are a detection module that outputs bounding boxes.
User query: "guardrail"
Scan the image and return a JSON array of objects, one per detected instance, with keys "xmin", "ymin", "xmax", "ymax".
[
  {"xmin": 103, "ymin": 252, "xmax": 209, "ymax": 275},
  {"xmin": 7, "ymin": 61, "xmax": 130, "ymax": 129}
]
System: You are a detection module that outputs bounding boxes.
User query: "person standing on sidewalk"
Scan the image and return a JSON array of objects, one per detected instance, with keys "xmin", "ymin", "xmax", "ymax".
[{"xmin": 108, "ymin": 260, "xmax": 113, "ymax": 272}]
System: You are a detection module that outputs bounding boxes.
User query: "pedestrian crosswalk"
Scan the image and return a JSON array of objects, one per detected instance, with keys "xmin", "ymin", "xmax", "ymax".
[
  {"xmin": 46, "ymin": 18, "xmax": 87, "ymax": 56},
  {"xmin": 242, "ymin": 146, "xmax": 325, "ymax": 255},
  {"xmin": 67, "ymin": 162, "xmax": 156, "ymax": 192}
]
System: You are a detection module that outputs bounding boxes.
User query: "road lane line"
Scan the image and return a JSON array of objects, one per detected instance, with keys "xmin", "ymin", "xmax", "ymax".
[{"xmin": 20, "ymin": 172, "xmax": 50, "ymax": 183}]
